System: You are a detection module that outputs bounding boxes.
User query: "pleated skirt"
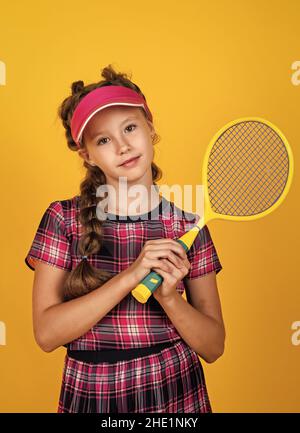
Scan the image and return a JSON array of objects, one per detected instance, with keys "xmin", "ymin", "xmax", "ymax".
[{"xmin": 57, "ymin": 339, "xmax": 212, "ymax": 413}]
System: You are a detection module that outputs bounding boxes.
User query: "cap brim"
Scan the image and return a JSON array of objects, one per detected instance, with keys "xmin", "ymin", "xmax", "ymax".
[{"xmin": 77, "ymin": 102, "xmax": 146, "ymax": 145}]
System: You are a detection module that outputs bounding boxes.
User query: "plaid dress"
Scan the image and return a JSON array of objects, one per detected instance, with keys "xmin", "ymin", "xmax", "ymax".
[{"xmin": 25, "ymin": 194, "xmax": 223, "ymax": 413}]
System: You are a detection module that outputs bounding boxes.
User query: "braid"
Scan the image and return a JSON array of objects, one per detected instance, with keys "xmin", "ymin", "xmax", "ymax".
[{"xmin": 57, "ymin": 63, "xmax": 162, "ymax": 301}]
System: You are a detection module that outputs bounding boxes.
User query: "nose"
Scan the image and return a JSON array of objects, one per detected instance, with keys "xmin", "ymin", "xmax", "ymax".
[{"xmin": 116, "ymin": 135, "xmax": 131, "ymax": 154}]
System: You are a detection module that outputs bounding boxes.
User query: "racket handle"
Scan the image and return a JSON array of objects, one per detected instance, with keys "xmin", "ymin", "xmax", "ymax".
[{"xmin": 131, "ymin": 228, "xmax": 199, "ymax": 303}]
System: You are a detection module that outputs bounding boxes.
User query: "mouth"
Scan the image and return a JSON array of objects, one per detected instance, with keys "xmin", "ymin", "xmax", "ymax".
[{"xmin": 119, "ymin": 155, "xmax": 141, "ymax": 167}]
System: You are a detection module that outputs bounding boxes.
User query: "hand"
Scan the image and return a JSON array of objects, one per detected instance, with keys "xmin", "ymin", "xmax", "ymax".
[
  {"xmin": 126, "ymin": 238, "xmax": 188, "ymax": 286},
  {"xmin": 152, "ymin": 255, "xmax": 191, "ymax": 302}
]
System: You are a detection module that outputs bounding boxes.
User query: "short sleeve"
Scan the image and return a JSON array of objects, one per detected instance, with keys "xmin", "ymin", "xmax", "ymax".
[
  {"xmin": 24, "ymin": 201, "xmax": 72, "ymax": 272},
  {"xmin": 185, "ymin": 224, "xmax": 222, "ymax": 280}
]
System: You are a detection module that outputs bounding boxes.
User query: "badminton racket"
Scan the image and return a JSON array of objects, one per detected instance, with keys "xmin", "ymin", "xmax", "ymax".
[{"xmin": 131, "ymin": 117, "xmax": 294, "ymax": 303}]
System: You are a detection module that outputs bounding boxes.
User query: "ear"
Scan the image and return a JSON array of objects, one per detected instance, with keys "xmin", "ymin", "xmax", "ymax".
[
  {"xmin": 146, "ymin": 119, "xmax": 156, "ymax": 138},
  {"xmin": 78, "ymin": 148, "xmax": 96, "ymax": 166}
]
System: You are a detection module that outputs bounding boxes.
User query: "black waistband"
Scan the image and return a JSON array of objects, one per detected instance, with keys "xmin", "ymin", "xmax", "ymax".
[{"xmin": 67, "ymin": 341, "xmax": 176, "ymax": 364}]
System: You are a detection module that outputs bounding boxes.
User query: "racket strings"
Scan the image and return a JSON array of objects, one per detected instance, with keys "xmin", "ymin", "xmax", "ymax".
[
  {"xmin": 212, "ymin": 127, "xmax": 288, "ymax": 214},
  {"xmin": 207, "ymin": 121, "xmax": 289, "ymax": 216},
  {"xmin": 214, "ymin": 124, "xmax": 286, "ymax": 211}
]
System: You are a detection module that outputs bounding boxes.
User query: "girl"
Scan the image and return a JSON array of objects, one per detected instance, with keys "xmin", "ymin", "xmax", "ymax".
[{"xmin": 25, "ymin": 64, "xmax": 225, "ymax": 413}]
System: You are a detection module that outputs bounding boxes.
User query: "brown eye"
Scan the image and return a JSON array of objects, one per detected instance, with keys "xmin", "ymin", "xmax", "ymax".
[
  {"xmin": 97, "ymin": 137, "xmax": 109, "ymax": 145},
  {"xmin": 125, "ymin": 124, "xmax": 137, "ymax": 132}
]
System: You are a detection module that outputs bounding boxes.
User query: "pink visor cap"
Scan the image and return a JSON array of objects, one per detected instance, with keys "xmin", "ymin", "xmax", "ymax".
[{"xmin": 70, "ymin": 85, "xmax": 153, "ymax": 148}]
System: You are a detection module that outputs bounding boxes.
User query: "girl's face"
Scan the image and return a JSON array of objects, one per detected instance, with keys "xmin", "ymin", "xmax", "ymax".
[{"xmin": 78, "ymin": 105, "xmax": 155, "ymax": 188}]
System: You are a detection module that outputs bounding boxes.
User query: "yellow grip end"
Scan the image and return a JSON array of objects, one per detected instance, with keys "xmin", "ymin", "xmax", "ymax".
[{"xmin": 131, "ymin": 284, "xmax": 152, "ymax": 304}]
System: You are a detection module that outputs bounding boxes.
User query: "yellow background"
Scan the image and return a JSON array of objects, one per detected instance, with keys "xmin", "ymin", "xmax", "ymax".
[{"xmin": 0, "ymin": 0, "xmax": 299, "ymax": 413}]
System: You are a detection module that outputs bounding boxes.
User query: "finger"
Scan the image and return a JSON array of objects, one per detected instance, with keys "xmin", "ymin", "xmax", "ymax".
[
  {"xmin": 169, "ymin": 241, "xmax": 187, "ymax": 259},
  {"xmin": 152, "ymin": 267, "xmax": 175, "ymax": 283},
  {"xmin": 152, "ymin": 267, "xmax": 168, "ymax": 280},
  {"xmin": 160, "ymin": 258, "xmax": 178, "ymax": 271},
  {"xmin": 146, "ymin": 241, "xmax": 187, "ymax": 260},
  {"xmin": 183, "ymin": 257, "xmax": 191, "ymax": 269},
  {"xmin": 163, "ymin": 251, "xmax": 185, "ymax": 269},
  {"xmin": 173, "ymin": 241, "xmax": 187, "ymax": 258},
  {"xmin": 161, "ymin": 260, "xmax": 186, "ymax": 279},
  {"xmin": 146, "ymin": 249, "xmax": 186, "ymax": 267},
  {"xmin": 162, "ymin": 258, "xmax": 188, "ymax": 274},
  {"xmin": 143, "ymin": 258, "xmax": 172, "ymax": 272}
]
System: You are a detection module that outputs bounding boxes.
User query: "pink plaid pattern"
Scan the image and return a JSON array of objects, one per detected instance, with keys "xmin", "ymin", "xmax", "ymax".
[
  {"xmin": 25, "ymin": 195, "xmax": 222, "ymax": 350},
  {"xmin": 57, "ymin": 339, "xmax": 212, "ymax": 413}
]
